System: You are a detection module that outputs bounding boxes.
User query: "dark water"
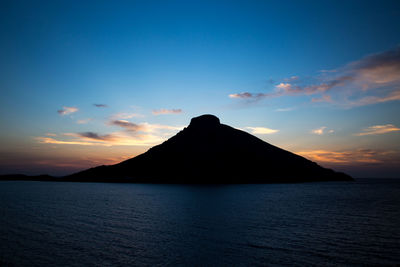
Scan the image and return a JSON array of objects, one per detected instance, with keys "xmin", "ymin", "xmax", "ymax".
[{"xmin": 0, "ymin": 179, "xmax": 399, "ymax": 266}]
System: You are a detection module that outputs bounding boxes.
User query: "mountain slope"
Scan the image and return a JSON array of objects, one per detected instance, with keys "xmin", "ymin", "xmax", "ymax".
[{"xmin": 67, "ymin": 114, "xmax": 352, "ymax": 183}]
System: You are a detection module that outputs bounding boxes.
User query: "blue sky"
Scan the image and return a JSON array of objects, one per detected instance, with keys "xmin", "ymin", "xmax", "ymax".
[{"xmin": 1, "ymin": 0, "xmax": 400, "ymax": 177}]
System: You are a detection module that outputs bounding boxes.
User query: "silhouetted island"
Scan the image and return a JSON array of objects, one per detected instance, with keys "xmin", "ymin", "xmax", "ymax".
[{"xmin": 1, "ymin": 114, "xmax": 353, "ymax": 183}]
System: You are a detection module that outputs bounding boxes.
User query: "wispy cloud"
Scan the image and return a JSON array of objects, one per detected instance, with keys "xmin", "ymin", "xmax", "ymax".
[
  {"xmin": 37, "ymin": 120, "xmax": 184, "ymax": 147},
  {"xmin": 346, "ymin": 90, "xmax": 400, "ymax": 107},
  {"xmin": 229, "ymin": 77, "xmax": 352, "ymax": 101},
  {"xmin": 76, "ymin": 132, "xmax": 117, "ymax": 141},
  {"xmin": 229, "ymin": 92, "xmax": 257, "ymax": 99},
  {"xmin": 297, "ymin": 149, "xmax": 398, "ymax": 165},
  {"xmin": 229, "ymin": 47, "xmax": 400, "ymax": 107},
  {"xmin": 77, "ymin": 118, "xmax": 93, "ymax": 124},
  {"xmin": 283, "ymin": 76, "xmax": 299, "ymax": 82},
  {"xmin": 57, "ymin": 106, "xmax": 78, "ymax": 115},
  {"xmin": 110, "ymin": 120, "xmax": 145, "ymax": 132},
  {"xmin": 311, "ymin": 126, "xmax": 334, "ymax": 135},
  {"xmin": 152, "ymin": 109, "xmax": 182, "ymax": 115},
  {"xmin": 355, "ymin": 124, "xmax": 400, "ymax": 136},
  {"xmin": 311, "ymin": 94, "xmax": 332, "ymax": 103},
  {"xmin": 37, "ymin": 132, "xmax": 166, "ymax": 147},
  {"xmin": 36, "ymin": 137, "xmax": 104, "ymax": 146},
  {"xmin": 245, "ymin": 127, "xmax": 279, "ymax": 134},
  {"xmin": 110, "ymin": 120, "xmax": 183, "ymax": 133},
  {"xmin": 275, "ymin": 107, "xmax": 295, "ymax": 112},
  {"xmin": 94, "ymin": 104, "xmax": 108, "ymax": 108},
  {"xmin": 111, "ymin": 112, "xmax": 144, "ymax": 119}
]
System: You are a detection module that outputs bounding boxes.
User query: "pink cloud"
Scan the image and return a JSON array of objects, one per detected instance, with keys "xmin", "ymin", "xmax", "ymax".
[
  {"xmin": 57, "ymin": 106, "xmax": 78, "ymax": 115},
  {"xmin": 152, "ymin": 109, "xmax": 182, "ymax": 115},
  {"xmin": 229, "ymin": 47, "xmax": 400, "ymax": 107}
]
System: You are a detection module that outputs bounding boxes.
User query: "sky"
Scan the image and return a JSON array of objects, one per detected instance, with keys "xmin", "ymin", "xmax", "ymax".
[{"xmin": 1, "ymin": 0, "xmax": 400, "ymax": 178}]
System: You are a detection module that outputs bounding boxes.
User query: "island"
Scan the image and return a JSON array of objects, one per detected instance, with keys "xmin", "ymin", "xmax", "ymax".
[{"xmin": 1, "ymin": 114, "xmax": 353, "ymax": 183}]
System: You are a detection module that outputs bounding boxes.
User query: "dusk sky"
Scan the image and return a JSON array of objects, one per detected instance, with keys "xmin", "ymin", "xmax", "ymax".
[{"xmin": 1, "ymin": 0, "xmax": 400, "ymax": 177}]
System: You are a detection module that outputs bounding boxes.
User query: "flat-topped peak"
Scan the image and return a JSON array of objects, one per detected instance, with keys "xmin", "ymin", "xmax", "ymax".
[
  {"xmin": 189, "ymin": 114, "xmax": 220, "ymax": 129},
  {"xmin": 66, "ymin": 112, "xmax": 352, "ymax": 183}
]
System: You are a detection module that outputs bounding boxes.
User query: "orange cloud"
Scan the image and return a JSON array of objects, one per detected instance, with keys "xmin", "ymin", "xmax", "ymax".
[
  {"xmin": 37, "ymin": 120, "xmax": 183, "ymax": 147},
  {"xmin": 36, "ymin": 137, "xmax": 105, "ymax": 146},
  {"xmin": 297, "ymin": 149, "xmax": 398, "ymax": 165},
  {"xmin": 355, "ymin": 124, "xmax": 400, "ymax": 136},
  {"xmin": 36, "ymin": 133, "xmax": 166, "ymax": 147}
]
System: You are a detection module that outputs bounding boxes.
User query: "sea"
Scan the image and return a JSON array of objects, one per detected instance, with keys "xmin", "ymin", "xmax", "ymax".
[{"xmin": 0, "ymin": 179, "xmax": 399, "ymax": 266}]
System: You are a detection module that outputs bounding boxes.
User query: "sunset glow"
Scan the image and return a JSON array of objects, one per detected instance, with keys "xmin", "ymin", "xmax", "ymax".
[{"xmin": 0, "ymin": 1, "xmax": 399, "ymax": 177}]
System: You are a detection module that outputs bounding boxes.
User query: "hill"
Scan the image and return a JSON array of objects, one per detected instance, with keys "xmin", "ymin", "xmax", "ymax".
[{"xmin": 65, "ymin": 114, "xmax": 353, "ymax": 183}]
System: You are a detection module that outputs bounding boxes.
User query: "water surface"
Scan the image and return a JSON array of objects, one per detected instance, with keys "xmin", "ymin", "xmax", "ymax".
[{"xmin": 0, "ymin": 179, "xmax": 399, "ymax": 266}]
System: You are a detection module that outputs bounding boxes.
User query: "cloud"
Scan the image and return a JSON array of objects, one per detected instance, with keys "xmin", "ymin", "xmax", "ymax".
[
  {"xmin": 297, "ymin": 149, "xmax": 398, "ymax": 165},
  {"xmin": 245, "ymin": 127, "xmax": 279, "ymax": 134},
  {"xmin": 37, "ymin": 131, "xmax": 166, "ymax": 147},
  {"xmin": 57, "ymin": 106, "xmax": 78, "ymax": 115},
  {"xmin": 275, "ymin": 107, "xmax": 295, "ymax": 112},
  {"xmin": 311, "ymin": 94, "xmax": 332, "ymax": 103},
  {"xmin": 311, "ymin": 126, "xmax": 334, "ymax": 135},
  {"xmin": 152, "ymin": 109, "xmax": 182, "ymax": 115},
  {"xmin": 76, "ymin": 132, "xmax": 117, "ymax": 141},
  {"xmin": 229, "ymin": 47, "xmax": 400, "ymax": 107},
  {"xmin": 110, "ymin": 120, "xmax": 145, "ymax": 132},
  {"xmin": 350, "ymin": 47, "xmax": 400, "ymax": 85},
  {"xmin": 111, "ymin": 112, "xmax": 144, "ymax": 119},
  {"xmin": 346, "ymin": 90, "xmax": 400, "ymax": 107},
  {"xmin": 110, "ymin": 120, "xmax": 183, "ymax": 134},
  {"xmin": 355, "ymin": 124, "xmax": 400, "ymax": 136},
  {"xmin": 283, "ymin": 76, "xmax": 299, "ymax": 82},
  {"xmin": 36, "ymin": 137, "xmax": 105, "ymax": 146},
  {"xmin": 38, "ymin": 117, "xmax": 184, "ymax": 147},
  {"xmin": 312, "ymin": 127, "xmax": 326, "ymax": 135},
  {"xmin": 94, "ymin": 104, "xmax": 108, "ymax": 108},
  {"xmin": 77, "ymin": 118, "xmax": 93, "ymax": 124},
  {"xmin": 139, "ymin": 123, "xmax": 183, "ymax": 133},
  {"xmin": 229, "ymin": 92, "xmax": 256, "ymax": 99},
  {"xmin": 229, "ymin": 77, "xmax": 352, "ymax": 101}
]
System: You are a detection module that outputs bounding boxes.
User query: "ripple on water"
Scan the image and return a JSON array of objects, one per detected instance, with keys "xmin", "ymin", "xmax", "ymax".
[{"xmin": 0, "ymin": 179, "xmax": 399, "ymax": 266}]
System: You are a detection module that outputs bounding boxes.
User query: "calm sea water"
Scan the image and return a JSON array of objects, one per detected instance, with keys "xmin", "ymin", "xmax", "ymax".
[{"xmin": 0, "ymin": 179, "xmax": 399, "ymax": 266}]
